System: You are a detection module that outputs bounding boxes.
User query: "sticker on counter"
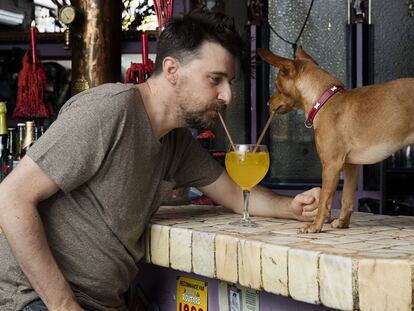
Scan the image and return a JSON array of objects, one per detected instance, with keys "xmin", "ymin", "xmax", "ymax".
[
  {"xmin": 243, "ymin": 287, "xmax": 259, "ymax": 311},
  {"xmin": 218, "ymin": 282, "xmax": 260, "ymax": 311},
  {"xmin": 228, "ymin": 285, "xmax": 241, "ymax": 311},
  {"xmin": 176, "ymin": 276, "xmax": 208, "ymax": 311}
]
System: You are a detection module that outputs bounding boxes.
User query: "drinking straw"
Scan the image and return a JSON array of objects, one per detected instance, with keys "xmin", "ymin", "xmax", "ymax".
[
  {"xmin": 253, "ymin": 110, "xmax": 275, "ymax": 153},
  {"xmin": 217, "ymin": 111, "xmax": 235, "ymax": 150}
]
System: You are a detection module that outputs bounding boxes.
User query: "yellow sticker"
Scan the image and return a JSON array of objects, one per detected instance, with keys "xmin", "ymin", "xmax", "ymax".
[{"xmin": 176, "ymin": 276, "xmax": 208, "ymax": 311}]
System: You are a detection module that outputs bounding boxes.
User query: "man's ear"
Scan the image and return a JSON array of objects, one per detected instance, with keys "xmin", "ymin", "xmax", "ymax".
[{"xmin": 162, "ymin": 56, "xmax": 180, "ymax": 85}]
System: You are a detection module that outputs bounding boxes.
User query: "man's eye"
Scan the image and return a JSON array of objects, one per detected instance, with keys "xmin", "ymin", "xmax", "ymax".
[{"xmin": 210, "ymin": 76, "xmax": 221, "ymax": 84}]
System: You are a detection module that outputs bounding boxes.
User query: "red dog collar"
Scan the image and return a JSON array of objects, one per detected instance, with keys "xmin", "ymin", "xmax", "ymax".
[{"xmin": 305, "ymin": 85, "xmax": 344, "ymax": 128}]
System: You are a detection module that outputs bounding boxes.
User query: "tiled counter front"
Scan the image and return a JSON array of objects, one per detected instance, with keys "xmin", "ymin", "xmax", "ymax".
[{"xmin": 145, "ymin": 205, "xmax": 414, "ymax": 311}]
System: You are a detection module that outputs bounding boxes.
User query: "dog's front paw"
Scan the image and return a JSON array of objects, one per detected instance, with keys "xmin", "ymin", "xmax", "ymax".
[
  {"xmin": 331, "ymin": 218, "xmax": 350, "ymax": 229},
  {"xmin": 298, "ymin": 223, "xmax": 323, "ymax": 233}
]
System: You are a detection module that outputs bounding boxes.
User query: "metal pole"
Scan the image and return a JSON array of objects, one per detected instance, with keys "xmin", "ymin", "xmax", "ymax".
[{"xmin": 71, "ymin": 0, "xmax": 122, "ymax": 95}]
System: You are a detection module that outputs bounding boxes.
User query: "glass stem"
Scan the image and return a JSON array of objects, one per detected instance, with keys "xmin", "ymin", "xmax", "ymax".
[{"xmin": 241, "ymin": 190, "xmax": 251, "ymax": 222}]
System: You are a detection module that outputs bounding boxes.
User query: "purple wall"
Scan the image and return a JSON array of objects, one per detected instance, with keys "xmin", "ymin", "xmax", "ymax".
[{"xmin": 135, "ymin": 263, "xmax": 335, "ymax": 311}]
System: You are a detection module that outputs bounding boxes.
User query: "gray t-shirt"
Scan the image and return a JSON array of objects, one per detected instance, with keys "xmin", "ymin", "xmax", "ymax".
[{"xmin": 0, "ymin": 83, "xmax": 223, "ymax": 311}]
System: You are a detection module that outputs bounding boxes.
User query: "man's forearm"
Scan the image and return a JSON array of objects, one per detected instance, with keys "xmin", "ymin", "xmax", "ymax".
[
  {"xmin": 200, "ymin": 172, "xmax": 319, "ymax": 222},
  {"xmin": 0, "ymin": 201, "xmax": 81, "ymax": 310},
  {"xmin": 249, "ymin": 186, "xmax": 296, "ymax": 219},
  {"xmin": 200, "ymin": 172, "xmax": 298, "ymax": 220}
]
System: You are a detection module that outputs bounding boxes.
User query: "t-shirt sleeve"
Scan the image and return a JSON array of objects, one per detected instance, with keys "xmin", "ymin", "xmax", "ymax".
[
  {"xmin": 27, "ymin": 92, "xmax": 128, "ymax": 193},
  {"xmin": 172, "ymin": 129, "xmax": 224, "ymax": 189}
]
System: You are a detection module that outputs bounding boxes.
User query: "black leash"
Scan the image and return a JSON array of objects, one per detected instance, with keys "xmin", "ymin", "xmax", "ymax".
[{"xmin": 266, "ymin": 0, "xmax": 315, "ymax": 54}]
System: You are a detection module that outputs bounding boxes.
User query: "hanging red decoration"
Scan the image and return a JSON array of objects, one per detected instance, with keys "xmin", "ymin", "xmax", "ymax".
[
  {"xmin": 125, "ymin": 33, "xmax": 154, "ymax": 84},
  {"xmin": 154, "ymin": 0, "xmax": 174, "ymax": 34},
  {"xmin": 124, "ymin": 0, "xmax": 174, "ymax": 84},
  {"xmin": 13, "ymin": 21, "xmax": 50, "ymax": 119}
]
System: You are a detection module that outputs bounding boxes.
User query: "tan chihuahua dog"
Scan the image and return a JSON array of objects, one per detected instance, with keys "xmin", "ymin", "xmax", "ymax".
[{"xmin": 258, "ymin": 47, "xmax": 414, "ymax": 233}]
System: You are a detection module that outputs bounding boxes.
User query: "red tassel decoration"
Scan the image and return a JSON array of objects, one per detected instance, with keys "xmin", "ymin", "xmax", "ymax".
[
  {"xmin": 154, "ymin": 0, "xmax": 174, "ymax": 34},
  {"xmin": 124, "ymin": 33, "xmax": 154, "ymax": 84},
  {"xmin": 13, "ymin": 21, "xmax": 50, "ymax": 119},
  {"xmin": 124, "ymin": 0, "xmax": 176, "ymax": 85}
]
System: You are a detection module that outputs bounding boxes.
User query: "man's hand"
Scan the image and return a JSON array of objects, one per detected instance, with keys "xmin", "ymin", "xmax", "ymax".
[{"xmin": 291, "ymin": 187, "xmax": 320, "ymax": 221}]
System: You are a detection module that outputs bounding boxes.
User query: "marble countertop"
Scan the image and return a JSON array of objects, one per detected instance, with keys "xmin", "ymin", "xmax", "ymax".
[{"xmin": 145, "ymin": 205, "xmax": 414, "ymax": 311}]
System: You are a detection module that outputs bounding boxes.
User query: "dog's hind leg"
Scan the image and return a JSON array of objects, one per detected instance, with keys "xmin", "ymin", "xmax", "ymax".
[
  {"xmin": 299, "ymin": 160, "xmax": 343, "ymax": 233},
  {"xmin": 331, "ymin": 163, "xmax": 360, "ymax": 228}
]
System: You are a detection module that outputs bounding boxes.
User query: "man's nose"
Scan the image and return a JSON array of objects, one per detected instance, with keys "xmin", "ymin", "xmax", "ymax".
[{"xmin": 217, "ymin": 83, "xmax": 232, "ymax": 104}]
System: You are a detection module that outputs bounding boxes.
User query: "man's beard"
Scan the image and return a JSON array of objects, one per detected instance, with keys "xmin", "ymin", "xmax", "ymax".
[{"xmin": 180, "ymin": 104, "xmax": 224, "ymax": 130}]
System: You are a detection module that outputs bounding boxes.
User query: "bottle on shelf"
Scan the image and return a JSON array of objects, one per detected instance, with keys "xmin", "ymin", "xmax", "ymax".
[
  {"xmin": 404, "ymin": 145, "xmax": 414, "ymax": 168},
  {"xmin": 0, "ymin": 102, "xmax": 8, "ymax": 181},
  {"xmin": 389, "ymin": 145, "xmax": 414, "ymax": 169},
  {"xmin": 13, "ymin": 122, "xmax": 26, "ymax": 169},
  {"xmin": 34, "ymin": 124, "xmax": 45, "ymax": 141},
  {"xmin": 21, "ymin": 121, "xmax": 35, "ymax": 157},
  {"xmin": 4, "ymin": 127, "xmax": 16, "ymax": 176}
]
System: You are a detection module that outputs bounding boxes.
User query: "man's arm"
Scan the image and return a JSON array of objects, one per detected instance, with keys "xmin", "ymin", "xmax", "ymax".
[
  {"xmin": 0, "ymin": 156, "xmax": 83, "ymax": 311},
  {"xmin": 199, "ymin": 171, "xmax": 320, "ymax": 221}
]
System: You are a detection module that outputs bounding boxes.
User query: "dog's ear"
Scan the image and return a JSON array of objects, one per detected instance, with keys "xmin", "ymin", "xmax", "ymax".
[
  {"xmin": 295, "ymin": 46, "xmax": 318, "ymax": 64},
  {"xmin": 257, "ymin": 48, "xmax": 296, "ymax": 76}
]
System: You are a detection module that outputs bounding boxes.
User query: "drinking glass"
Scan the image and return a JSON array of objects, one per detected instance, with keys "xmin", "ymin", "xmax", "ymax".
[{"xmin": 225, "ymin": 144, "xmax": 270, "ymax": 227}]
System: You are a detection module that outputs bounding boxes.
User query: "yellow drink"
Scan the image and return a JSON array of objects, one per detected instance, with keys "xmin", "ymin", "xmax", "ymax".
[{"xmin": 225, "ymin": 151, "xmax": 270, "ymax": 190}]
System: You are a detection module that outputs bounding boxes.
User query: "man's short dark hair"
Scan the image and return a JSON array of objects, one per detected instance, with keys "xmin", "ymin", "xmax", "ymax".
[{"xmin": 152, "ymin": 9, "xmax": 245, "ymax": 76}]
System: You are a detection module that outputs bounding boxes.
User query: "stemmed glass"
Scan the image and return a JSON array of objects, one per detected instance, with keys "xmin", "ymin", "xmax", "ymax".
[{"xmin": 225, "ymin": 144, "xmax": 270, "ymax": 227}]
